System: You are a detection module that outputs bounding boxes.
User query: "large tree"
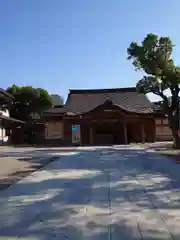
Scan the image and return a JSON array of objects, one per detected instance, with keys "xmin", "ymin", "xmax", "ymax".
[
  {"xmin": 6, "ymin": 84, "xmax": 52, "ymax": 121},
  {"xmin": 127, "ymin": 33, "xmax": 180, "ymax": 148}
]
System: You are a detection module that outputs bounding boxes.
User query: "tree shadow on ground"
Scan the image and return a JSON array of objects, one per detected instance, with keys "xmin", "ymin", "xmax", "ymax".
[
  {"xmin": 0, "ymin": 148, "xmax": 179, "ymax": 239},
  {"xmin": 0, "ymin": 155, "xmax": 59, "ymax": 191}
]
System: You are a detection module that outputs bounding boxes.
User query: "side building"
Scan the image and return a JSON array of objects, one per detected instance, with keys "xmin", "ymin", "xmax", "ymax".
[{"xmin": 0, "ymin": 89, "xmax": 24, "ymax": 145}]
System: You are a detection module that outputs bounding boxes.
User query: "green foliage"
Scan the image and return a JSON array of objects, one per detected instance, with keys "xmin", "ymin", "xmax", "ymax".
[
  {"xmin": 127, "ymin": 33, "xmax": 180, "ymax": 113},
  {"xmin": 127, "ymin": 33, "xmax": 180, "ymax": 147},
  {"xmin": 127, "ymin": 34, "xmax": 174, "ymax": 74},
  {"xmin": 6, "ymin": 85, "xmax": 52, "ymax": 121}
]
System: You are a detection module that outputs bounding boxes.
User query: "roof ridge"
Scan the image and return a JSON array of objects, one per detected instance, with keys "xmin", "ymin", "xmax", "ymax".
[{"xmin": 69, "ymin": 87, "xmax": 136, "ymax": 94}]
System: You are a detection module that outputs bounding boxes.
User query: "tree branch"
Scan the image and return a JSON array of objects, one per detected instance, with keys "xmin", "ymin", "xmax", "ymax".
[{"xmin": 153, "ymin": 91, "xmax": 168, "ymax": 101}]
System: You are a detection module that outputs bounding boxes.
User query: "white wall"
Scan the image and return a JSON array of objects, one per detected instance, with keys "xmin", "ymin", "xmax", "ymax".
[
  {"xmin": 0, "ymin": 109, "xmax": 9, "ymax": 117},
  {"xmin": 0, "ymin": 109, "xmax": 9, "ymax": 143}
]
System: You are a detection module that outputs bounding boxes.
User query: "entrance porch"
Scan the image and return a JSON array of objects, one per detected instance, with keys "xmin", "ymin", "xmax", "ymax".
[
  {"xmin": 88, "ymin": 121, "xmax": 126, "ymax": 145},
  {"xmin": 62, "ymin": 101, "xmax": 155, "ymax": 145},
  {"xmin": 80, "ymin": 119, "xmax": 149, "ymax": 145}
]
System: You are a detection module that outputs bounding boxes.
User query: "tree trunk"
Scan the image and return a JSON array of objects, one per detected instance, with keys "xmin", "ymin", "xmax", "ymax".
[
  {"xmin": 167, "ymin": 92, "xmax": 180, "ymax": 149},
  {"xmin": 168, "ymin": 112, "xmax": 180, "ymax": 149},
  {"xmin": 172, "ymin": 127, "xmax": 180, "ymax": 149}
]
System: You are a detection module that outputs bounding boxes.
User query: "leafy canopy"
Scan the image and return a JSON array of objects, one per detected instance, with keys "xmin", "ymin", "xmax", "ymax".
[
  {"xmin": 6, "ymin": 84, "xmax": 52, "ymax": 121},
  {"xmin": 127, "ymin": 34, "xmax": 180, "ymax": 108}
]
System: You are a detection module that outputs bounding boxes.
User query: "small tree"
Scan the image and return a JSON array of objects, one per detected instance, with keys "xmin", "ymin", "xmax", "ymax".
[
  {"xmin": 6, "ymin": 84, "xmax": 52, "ymax": 121},
  {"xmin": 5, "ymin": 85, "xmax": 53, "ymax": 144},
  {"xmin": 127, "ymin": 33, "xmax": 180, "ymax": 148}
]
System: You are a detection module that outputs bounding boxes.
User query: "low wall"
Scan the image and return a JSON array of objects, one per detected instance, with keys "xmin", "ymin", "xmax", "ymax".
[{"xmin": 155, "ymin": 118, "xmax": 173, "ymax": 141}]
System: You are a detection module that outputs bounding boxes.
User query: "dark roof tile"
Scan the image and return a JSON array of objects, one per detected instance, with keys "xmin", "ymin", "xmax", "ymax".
[
  {"xmin": 45, "ymin": 87, "xmax": 154, "ymax": 114},
  {"xmin": 65, "ymin": 88, "xmax": 153, "ymax": 114}
]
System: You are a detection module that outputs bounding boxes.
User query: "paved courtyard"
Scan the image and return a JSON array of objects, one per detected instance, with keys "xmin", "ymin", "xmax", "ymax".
[
  {"xmin": 0, "ymin": 146, "xmax": 61, "ymax": 190},
  {"xmin": 0, "ymin": 146, "xmax": 180, "ymax": 239}
]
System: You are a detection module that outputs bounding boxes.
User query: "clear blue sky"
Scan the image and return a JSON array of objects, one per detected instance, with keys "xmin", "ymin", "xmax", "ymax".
[{"xmin": 0, "ymin": 0, "xmax": 180, "ymax": 101}]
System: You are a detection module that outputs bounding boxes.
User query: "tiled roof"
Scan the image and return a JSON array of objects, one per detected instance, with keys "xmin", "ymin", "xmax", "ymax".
[
  {"xmin": 44, "ymin": 87, "xmax": 154, "ymax": 115},
  {"xmin": 44, "ymin": 105, "xmax": 66, "ymax": 114}
]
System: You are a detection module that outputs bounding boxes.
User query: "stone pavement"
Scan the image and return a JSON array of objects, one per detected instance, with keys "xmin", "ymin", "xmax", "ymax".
[{"xmin": 0, "ymin": 146, "xmax": 180, "ymax": 239}]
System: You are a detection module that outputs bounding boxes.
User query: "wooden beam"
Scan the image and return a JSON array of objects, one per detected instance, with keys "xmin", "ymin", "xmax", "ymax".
[
  {"xmin": 90, "ymin": 127, "xmax": 93, "ymax": 144},
  {"xmin": 91, "ymin": 119, "xmax": 119, "ymax": 123}
]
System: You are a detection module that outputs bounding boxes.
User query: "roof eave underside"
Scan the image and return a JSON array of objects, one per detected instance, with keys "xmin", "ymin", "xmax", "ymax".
[
  {"xmin": 44, "ymin": 103, "xmax": 153, "ymax": 115},
  {"xmin": 0, "ymin": 115, "xmax": 24, "ymax": 123},
  {"xmin": 65, "ymin": 104, "xmax": 153, "ymax": 116}
]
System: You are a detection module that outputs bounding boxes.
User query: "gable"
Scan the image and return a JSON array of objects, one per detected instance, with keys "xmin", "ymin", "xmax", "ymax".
[
  {"xmin": 65, "ymin": 88, "xmax": 153, "ymax": 114},
  {"xmin": 44, "ymin": 87, "xmax": 154, "ymax": 115}
]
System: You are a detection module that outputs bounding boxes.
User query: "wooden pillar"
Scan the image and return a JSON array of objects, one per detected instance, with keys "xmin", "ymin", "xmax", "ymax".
[
  {"xmin": 79, "ymin": 124, "xmax": 81, "ymax": 145},
  {"xmin": 90, "ymin": 126, "xmax": 93, "ymax": 144},
  {"xmin": 0, "ymin": 119, "xmax": 2, "ymax": 145},
  {"xmin": 153, "ymin": 119, "xmax": 156, "ymax": 142},
  {"xmin": 1, "ymin": 119, "xmax": 4, "ymax": 145},
  {"xmin": 124, "ymin": 122, "xmax": 128, "ymax": 144},
  {"xmin": 141, "ymin": 122, "xmax": 145, "ymax": 143}
]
